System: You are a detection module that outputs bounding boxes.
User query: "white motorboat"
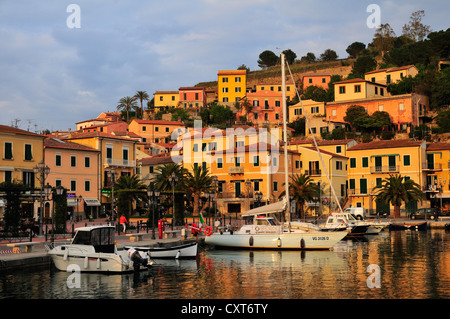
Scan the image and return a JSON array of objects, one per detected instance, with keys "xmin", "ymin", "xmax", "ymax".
[
  {"xmin": 124, "ymin": 242, "xmax": 198, "ymax": 259},
  {"xmin": 48, "ymin": 225, "xmax": 152, "ymax": 273},
  {"xmin": 205, "ymin": 200, "xmax": 347, "ymax": 250},
  {"xmin": 321, "ymin": 213, "xmax": 388, "ymax": 236}
]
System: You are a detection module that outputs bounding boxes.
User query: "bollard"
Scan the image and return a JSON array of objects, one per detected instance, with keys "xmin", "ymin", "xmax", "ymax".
[{"xmin": 181, "ymin": 228, "xmax": 186, "ymax": 240}]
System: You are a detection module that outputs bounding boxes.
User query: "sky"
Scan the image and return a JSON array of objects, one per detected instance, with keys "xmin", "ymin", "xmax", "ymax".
[{"xmin": 0, "ymin": 0, "xmax": 448, "ymax": 132}]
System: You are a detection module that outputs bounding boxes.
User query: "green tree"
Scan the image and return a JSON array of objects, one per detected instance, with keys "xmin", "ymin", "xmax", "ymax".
[
  {"xmin": 387, "ymin": 75, "xmax": 418, "ymax": 95},
  {"xmin": 54, "ymin": 187, "xmax": 68, "ymax": 233},
  {"xmin": 373, "ymin": 174, "xmax": 424, "ymax": 219},
  {"xmin": 134, "ymin": 90, "xmax": 150, "ymax": 119},
  {"xmin": 282, "ymin": 49, "xmax": 297, "ymax": 65},
  {"xmin": 280, "ymin": 174, "xmax": 318, "ymax": 220},
  {"xmin": 350, "ymin": 55, "xmax": 377, "ymax": 78},
  {"xmin": 301, "ymin": 52, "xmax": 316, "ymax": 63},
  {"xmin": 257, "ymin": 50, "xmax": 279, "ymax": 69},
  {"xmin": 0, "ymin": 181, "xmax": 27, "ymax": 234},
  {"xmin": 301, "ymin": 85, "xmax": 328, "ymax": 102},
  {"xmin": 185, "ymin": 165, "xmax": 214, "ymax": 217},
  {"xmin": 210, "ymin": 103, "xmax": 234, "ymax": 127},
  {"xmin": 435, "ymin": 110, "xmax": 450, "ymax": 133},
  {"xmin": 117, "ymin": 96, "xmax": 138, "ymax": 122},
  {"xmin": 343, "ymin": 105, "xmax": 368, "ymax": 130},
  {"xmin": 320, "ymin": 49, "xmax": 338, "ymax": 61},
  {"xmin": 346, "ymin": 42, "xmax": 366, "ymax": 58},
  {"xmin": 287, "ymin": 118, "xmax": 305, "ymax": 136},
  {"xmin": 114, "ymin": 174, "xmax": 148, "ymax": 221},
  {"xmin": 371, "ymin": 23, "xmax": 396, "ymax": 56},
  {"xmin": 402, "ymin": 10, "xmax": 432, "ymax": 42}
]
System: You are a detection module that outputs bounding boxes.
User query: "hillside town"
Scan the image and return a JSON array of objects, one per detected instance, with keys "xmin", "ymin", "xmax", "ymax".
[{"xmin": 1, "ymin": 58, "xmax": 449, "ymax": 228}]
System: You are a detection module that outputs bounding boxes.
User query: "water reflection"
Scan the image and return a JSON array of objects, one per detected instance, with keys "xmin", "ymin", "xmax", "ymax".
[{"xmin": 0, "ymin": 230, "xmax": 449, "ymax": 299}]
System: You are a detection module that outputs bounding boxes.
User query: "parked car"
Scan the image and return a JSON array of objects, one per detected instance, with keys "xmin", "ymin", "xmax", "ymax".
[
  {"xmin": 343, "ymin": 207, "xmax": 365, "ymax": 220},
  {"xmin": 410, "ymin": 208, "xmax": 439, "ymax": 220}
]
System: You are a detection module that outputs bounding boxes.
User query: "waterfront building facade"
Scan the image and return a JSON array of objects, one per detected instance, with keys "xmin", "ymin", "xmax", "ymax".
[{"xmin": 217, "ymin": 70, "xmax": 247, "ymax": 107}]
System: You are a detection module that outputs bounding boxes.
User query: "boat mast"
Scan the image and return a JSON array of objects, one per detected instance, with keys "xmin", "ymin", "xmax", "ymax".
[{"xmin": 281, "ymin": 53, "xmax": 291, "ymax": 228}]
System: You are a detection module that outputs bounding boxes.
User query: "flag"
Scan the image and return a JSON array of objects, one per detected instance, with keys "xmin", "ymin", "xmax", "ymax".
[{"xmin": 199, "ymin": 212, "xmax": 205, "ymax": 228}]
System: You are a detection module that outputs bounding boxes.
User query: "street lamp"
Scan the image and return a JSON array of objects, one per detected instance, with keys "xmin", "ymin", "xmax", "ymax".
[
  {"xmin": 147, "ymin": 186, "xmax": 160, "ymax": 239},
  {"xmin": 255, "ymin": 191, "xmax": 262, "ymax": 208},
  {"xmin": 33, "ymin": 161, "xmax": 50, "ymax": 236},
  {"xmin": 44, "ymin": 183, "xmax": 64, "ymax": 242},
  {"xmin": 107, "ymin": 168, "xmax": 117, "ymax": 229},
  {"xmin": 169, "ymin": 172, "xmax": 179, "ymax": 230}
]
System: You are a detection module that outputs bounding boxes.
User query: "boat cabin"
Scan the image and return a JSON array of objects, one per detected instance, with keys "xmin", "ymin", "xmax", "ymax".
[
  {"xmin": 71, "ymin": 226, "xmax": 116, "ymax": 253},
  {"xmin": 254, "ymin": 215, "xmax": 278, "ymax": 226}
]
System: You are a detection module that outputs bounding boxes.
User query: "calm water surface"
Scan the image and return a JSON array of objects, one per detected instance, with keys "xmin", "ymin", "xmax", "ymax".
[{"xmin": 1, "ymin": 229, "xmax": 449, "ymax": 299}]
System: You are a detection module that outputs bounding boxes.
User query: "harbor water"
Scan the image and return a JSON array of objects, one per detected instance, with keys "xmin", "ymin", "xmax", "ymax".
[{"xmin": 1, "ymin": 229, "xmax": 450, "ymax": 299}]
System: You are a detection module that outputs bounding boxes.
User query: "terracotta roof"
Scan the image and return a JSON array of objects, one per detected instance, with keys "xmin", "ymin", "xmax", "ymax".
[
  {"xmin": 132, "ymin": 120, "xmax": 185, "ymax": 126},
  {"xmin": 426, "ymin": 142, "xmax": 450, "ymax": 151},
  {"xmin": 217, "ymin": 70, "xmax": 246, "ymax": 76},
  {"xmin": 0, "ymin": 125, "xmax": 44, "ymax": 137},
  {"xmin": 348, "ymin": 139, "xmax": 424, "ymax": 151},
  {"xmin": 299, "ymin": 146, "xmax": 348, "ymax": 159},
  {"xmin": 365, "ymin": 65, "xmax": 416, "ymax": 75},
  {"xmin": 302, "ymin": 73, "xmax": 331, "ymax": 77},
  {"xmin": 333, "ymin": 78, "xmax": 387, "ymax": 86},
  {"xmin": 44, "ymin": 138, "xmax": 99, "ymax": 152},
  {"xmin": 288, "ymin": 139, "xmax": 356, "ymax": 146},
  {"xmin": 138, "ymin": 154, "xmax": 175, "ymax": 165},
  {"xmin": 65, "ymin": 131, "xmax": 138, "ymax": 142}
]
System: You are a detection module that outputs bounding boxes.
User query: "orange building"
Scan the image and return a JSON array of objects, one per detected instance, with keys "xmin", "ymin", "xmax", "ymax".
[
  {"xmin": 237, "ymin": 90, "xmax": 284, "ymax": 124},
  {"xmin": 179, "ymin": 87, "xmax": 207, "ymax": 109},
  {"xmin": 302, "ymin": 73, "xmax": 331, "ymax": 91},
  {"xmin": 128, "ymin": 119, "xmax": 186, "ymax": 144},
  {"xmin": 326, "ymin": 93, "xmax": 429, "ymax": 129}
]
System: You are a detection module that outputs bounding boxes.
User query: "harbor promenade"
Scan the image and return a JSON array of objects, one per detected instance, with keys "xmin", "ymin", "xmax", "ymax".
[{"xmin": 0, "ymin": 218, "xmax": 198, "ymax": 272}]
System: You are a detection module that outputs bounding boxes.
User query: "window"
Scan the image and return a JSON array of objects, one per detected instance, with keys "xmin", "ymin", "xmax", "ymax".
[
  {"xmin": 272, "ymin": 156, "xmax": 277, "ymax": 166},
  {"xmin": 253, "ymin": 155, "xmax": 259, "ymax": 167},
  {"xmin": 295, "ymin": 160, "xmax": 300, "ymax": 169},
  {"xmin": 24, "ymin": 144, "xmax": 32, "ymax": 161},
  {"xmin": 308, "ymin": 78, "xmax": 313, "ymax": 83},
  {"xmin": 56, "ymin": 154, "xmax": 62, "ymax": 166},
  {"xmin": 4, "ymin": 142, "xmax": 12, "ymax": 159},
  {"xmin": 375, "ymin": 87, "xmax": 378, "ymax": 94},
  {"xmin": 235, "ymin": 77, "xmax": 241, "ymax": 82},
  {"xmin": 349, "ymin": 179, "xmax": 355, "ymax": 189},
  {"xmin": 254, "ymin": 181, "xmax": 260, "ymax": 191},
  {"xmin": 193, "ymin": 144, "xmax": 198, "ymax": 152},
  {"xmin": 123, "ymin": 147, "xmax": 129, "ymax": 162},
  {"xmin": 85, "ymin": 156, "xmax": 90, "ymax": 168},
  {"xmin": 22, "ymin": 171, "xmax": 35, "ymax": 188},
  {"xmin": 386, "ymin": 74, "xmax": 391, "ymax": 84},
  {"xmin": 155, "ymin": 126, "xmax": 159, "ymax": 132},
  {"xmin": 360, "ymin": 179, "xmax": 367, "ymax": 194},
  {"xmin": 4, "ymin": 171, "xmax": 12, "ymax": 183},
  {"xmin": 403, "ymin": 155, "xmax": 411, "ymax": 166},
  {"xmin": 376, "ymin": 178, "xmax": 382, "ymax": 187},
  {"xmin": 235, "ymin": 87, "xmax": 241, "ymax": 93},
  {"xmin": 350, "ymin": 158, "xmax": 356, "ymax": 168},
  {"xmin": 273, "ymin": 181, "xmax": 278, "ymax": 192},
  {"xmin": 71, "ymin": 180, "xmax": 76, "ymax": 191},
  {"xmin": 275, "ymin": 113, "xmax": 279, "ymax": 120},
  {"xmin": 311, "ymin": 106, "xmax": 319, "ymax": 114},
  {"xmin": 380, "ymin": 88, "xmax": 384, "ymax": 96},
  {"xmin": 202, "ymin": 143, "xmax": 207, "ymax": 152},
  {"xmin": 362, "ymin": 157, "xmax": 369, "ymax": 168},
  {"xmin": 378, "ymin": 104, "xmax": 384, "ymax": 111},
  {"xmin": 294, "ymin": 108, "xmax": 302, "ymax": 115},
  {"xmin": 399, "ymin": 103, "xmax": 405, "ymax": 111},
  {"xmin": 165, "ymin": 127, "xmax": 169, "ymax": 132},
  {"xmin": 235, "ymin": 157, "xmax": 241, "ymax": 167},
  {"xmin": 106, "ymin": 145, "xmax": 113, "ymax": 159},
  {"xmin": 222, "ymin": 77, "xmax": 228, "ymax": 83},
  {"xmin": 217, "ymin": 157, "xmax": 223, "ymax": 169},
  {"xmin": 332, "ymin": 109, "xmax": 336, "ymax": 117},
  {"xmin": 55, "ymin": 179, "xmax": 62, "ymax": 187},
  {"xmin": 222, "ymin": 87, "xmax": 228, "ymax": 93},
  {"xmin": 336, "ymin": 161, "xmax": 343, "ymax": 170},
  {"xmin": 354, "ymin": 85, "xmax": 361, "ymax": 93},
  {"xmin": 339, "ymin": 86, "xmax": 345, "ymax": 94},
  {"xmin": 235, "ymin": 182, "xmax": 241, "ymax": 197},
  {"xmin": 85, "ymin": 180, "xmax": 90, "ymax": 192},
  {"xmin": 71, "ymin": 155, "xmax": 76, "ymax": 167},
  {"xmin": 253, "ymin": 100, "xmax": 259, "ymax": 107},
  {"xmin": 336, "ymin": 146, "xmax": 342, "ymax": 153},
  {"xmin": 143, "ymin": 126, "xmax": 146, "ymax": 131},
  {"xmin": 275, "ymin": 100, "xmax": 280, "ymax": 107}
]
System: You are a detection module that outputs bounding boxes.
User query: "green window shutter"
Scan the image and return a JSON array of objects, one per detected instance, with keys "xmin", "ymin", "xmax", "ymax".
[
  {"xmin": 24, "ymin": 144, "xmax": 32, "ymax": 161},
  {"xmin": 4, "ymin": 142, "xmax": 12, "ymax": 159},
  {"xmin": 350, "ymin": 158, "xmax": 356, "ymax": 168}
]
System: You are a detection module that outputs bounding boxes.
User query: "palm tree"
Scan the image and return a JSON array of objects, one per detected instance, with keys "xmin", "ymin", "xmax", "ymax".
[
  {"xmin": 134, "ymin": 90, "xmax": 149, "ymax": 119},
  {"xmin": 280, "ymin": 173, "xmax": 319, "ymax": 220},
  {"xmin": 114, "ymin": 174, "xmax": 148, "ymax": 221},
  {"xmin": 373, "ymin": 174, "xmax": 424, "ymax": 219},
  {"xmin": 241, "ymin": 97, "xmax": 253, "ymax": 122},
  {"xmin": 184, "ymin": 165, "xmax": 214, "ymax": 216},
  {"xmin": 117, "ymin": 96, "xmax": 138, "ymax": 122}
]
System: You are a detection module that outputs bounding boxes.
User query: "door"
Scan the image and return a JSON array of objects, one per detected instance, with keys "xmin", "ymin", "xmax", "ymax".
[{"xmin": 388, "ymin": 155, "xmax": 396, "ymax": 171}]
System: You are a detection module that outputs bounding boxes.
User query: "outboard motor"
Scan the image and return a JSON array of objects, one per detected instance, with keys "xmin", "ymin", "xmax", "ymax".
[{"xmin": 128, "ymin": 247, "xmax": 152, "ymax": 272}]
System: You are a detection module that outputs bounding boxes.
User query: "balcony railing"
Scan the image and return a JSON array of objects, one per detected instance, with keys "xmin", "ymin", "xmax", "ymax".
[
  {"xmin": 370, "ymin": 166, "xmax": 399, "ymax": 173},
  {"xmin": 304, "ymin": 169, "xmax": 321, "ymax": 176},
  {"xmin": 229, "ymin": 166, "xmax": 244, "ymax": 174},
  {"xmin": 422, "ymin": 162, "xmax": 442, "ymax": 171},
  {"xmin": 105, "ymin": 158, "xmax": 136, "ymax": 167}
]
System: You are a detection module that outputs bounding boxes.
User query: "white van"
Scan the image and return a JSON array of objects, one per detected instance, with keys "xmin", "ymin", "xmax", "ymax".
[{"xmin": 343, "ymin": 207, "xmax": 365, "ymax": 220}]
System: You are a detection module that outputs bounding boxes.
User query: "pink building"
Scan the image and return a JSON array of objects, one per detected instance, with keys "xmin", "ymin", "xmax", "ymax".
[
  {"xmin": 179, "ymin": 87, "xmax": 207, "ymax": 109},
  {"xmin": 44, "ymin": 137, "xmax": 101, "ymax": 220},
  {"xmin": 302, "ymin": 73, "xmax": 331, "ymax": 91},
  {"xmin": 237, "ymin": 90, "xmax": 284, "ymax": 124}
]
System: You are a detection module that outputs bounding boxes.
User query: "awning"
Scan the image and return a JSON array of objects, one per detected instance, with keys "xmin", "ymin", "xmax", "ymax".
[
  {"xmin": 241, "ymin": 198, "xmax": 287, "ymax": 217},
  {"xmin": 83, "ymin": 198, "xmax": 101, "ymax": 206}
]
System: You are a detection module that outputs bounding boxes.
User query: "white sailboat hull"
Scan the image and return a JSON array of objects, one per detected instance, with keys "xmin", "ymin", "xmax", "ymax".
[{"xmin": 205, "ymin": 231, "xmax": 347, "ymax": 250}]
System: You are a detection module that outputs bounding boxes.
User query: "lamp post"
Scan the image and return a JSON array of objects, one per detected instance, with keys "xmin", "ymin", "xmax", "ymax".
[
  {"xmin": 44, "ymin": 183, "xmax": 64, "ymax": 242},
  {"xmin": 33, "ymin": 161, "xmax": 50, "ymax": 236},
  {"xmin": 107, "ymin": 168, "xmax": 117, "ymax": 229},
  {"xmin": 147, "ymin": 186, "xmax": 160, "ymax": 239},
  {"xmin": 169, "ymin": 172, "xmax": 179, "ymax": 230},
  {"xmin": 212, "ymin": 176, "xmax": 218, "ymax": 218},
  {"xmin": 255, "ymin": 191, "xmax": 262, "ymax": 208}
]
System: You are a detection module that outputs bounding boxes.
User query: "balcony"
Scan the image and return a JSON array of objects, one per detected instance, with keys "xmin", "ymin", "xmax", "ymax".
[
  {"xmin": 305, "ymin": 169, "xmax": 321, "ymax": 176},
  {"xmin": 105, "ymin": 158, "xmax": 136, "ymax": 167},
  {"xmin": 422, "ymin": 162, "xmax": 442, "ymax": 171},
  {"xmin": 229, "ymin": 166, "xmax": 244, "ymax": 174},
  {"xmin": 370, "ymin": 166, "xmax": 399, "ymax": 174}
]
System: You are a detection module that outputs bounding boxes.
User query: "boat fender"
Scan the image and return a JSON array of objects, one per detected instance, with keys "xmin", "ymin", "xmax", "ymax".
[
  {"xmin": 249, "ymin": 236, "xmax": 254, "ymax": 246},
  {"xmin": 63, "ymin": 249, "xmax": 69, "ymax": 261},
  {"xmin": 96, "ymin": 258, "xmax": 101, "ymax": 269},
  {"xmin": 175, "ymin": 251, "xmax": 181, "ymax": 259},
  {"xmin": 204, "ymin": 226, "xmax": 213, "ymax": 236},
  {"xmin": 277, "ymin": 238, "xmax": 281, "ymax": 247},
  {"xmin": 300, "ymin": 238, "xmax": 305, "ymax": 249},
  {"xmin": 84, "ymin": 256, "xmax": 88, "ymax": 269}
]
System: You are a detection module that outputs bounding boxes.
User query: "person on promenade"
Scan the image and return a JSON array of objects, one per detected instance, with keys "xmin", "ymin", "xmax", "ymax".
[{"xmin": 120, "ymin": 215, "xmax": 127, "ymax": 233}]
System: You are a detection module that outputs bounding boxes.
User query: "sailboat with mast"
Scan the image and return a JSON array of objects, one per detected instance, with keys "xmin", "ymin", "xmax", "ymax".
[{"xmin": 204, "ymin": 53, "xmax": 347, "ymax": 250}]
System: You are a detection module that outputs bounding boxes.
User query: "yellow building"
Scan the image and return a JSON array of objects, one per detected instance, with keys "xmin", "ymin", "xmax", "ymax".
[
  {"xmin": 217, "ymin": 70, "xmax": 247, "ymax": 107},
  {"xmin": 65, "ymin": 131, "xmax": 138, "ymax": 212},
  {"xmin": 424, "ymin": 142, "xmax": 450, "ymax": 211},
  {"xmin": 346, "ymin": 139, "xmax": 426, "ymax": 216},
  {"xmin": 364, "ymin": 65, "xmax": 419, "ymax": 85},
  {"xmin": 254, "ymin": 84, "xmax": 297, "ymax": 101},
  {"xmin": 128, "ymin": 119, "xmax": 186, "ymax": 144},
  {"xmin": 153, "ymin": 91, "xmax": 180, "ymax": 110},
  {"xmin": 334, "ymin": 78, "xmax": 388, "ymax": 102},
  {"xmin": 0, "ymin": 125, "xmax": 45, "ymax": 219}
]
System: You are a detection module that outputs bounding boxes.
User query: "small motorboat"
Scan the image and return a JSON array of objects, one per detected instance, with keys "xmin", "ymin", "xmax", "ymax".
[
  {"xmin": 389, "ymin": 221, "xmax": 427, "ymax": 231},
  {"xmin": 320, "ymin": 213, "xmax": 370, "ymax": 237},
  {"xmin": 48, "ymin": 225, "xmax": 152, "ymax": 273},
  {"xmin": 124, "ymin": 242, "xmax": 198, "ymax": 259}
]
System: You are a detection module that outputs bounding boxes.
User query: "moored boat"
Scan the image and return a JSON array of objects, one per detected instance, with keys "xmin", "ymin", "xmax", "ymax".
[
  {"xmin": 48, "ymin": 225, "xmax": 152, "ymax": 273},
  {"xmin": 124, "ymin": 242, "xmax": 198, "ymax": 259},
  {"xmin": 389, "ymin": 221, "xmax": 427, "ymax": 231}
]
